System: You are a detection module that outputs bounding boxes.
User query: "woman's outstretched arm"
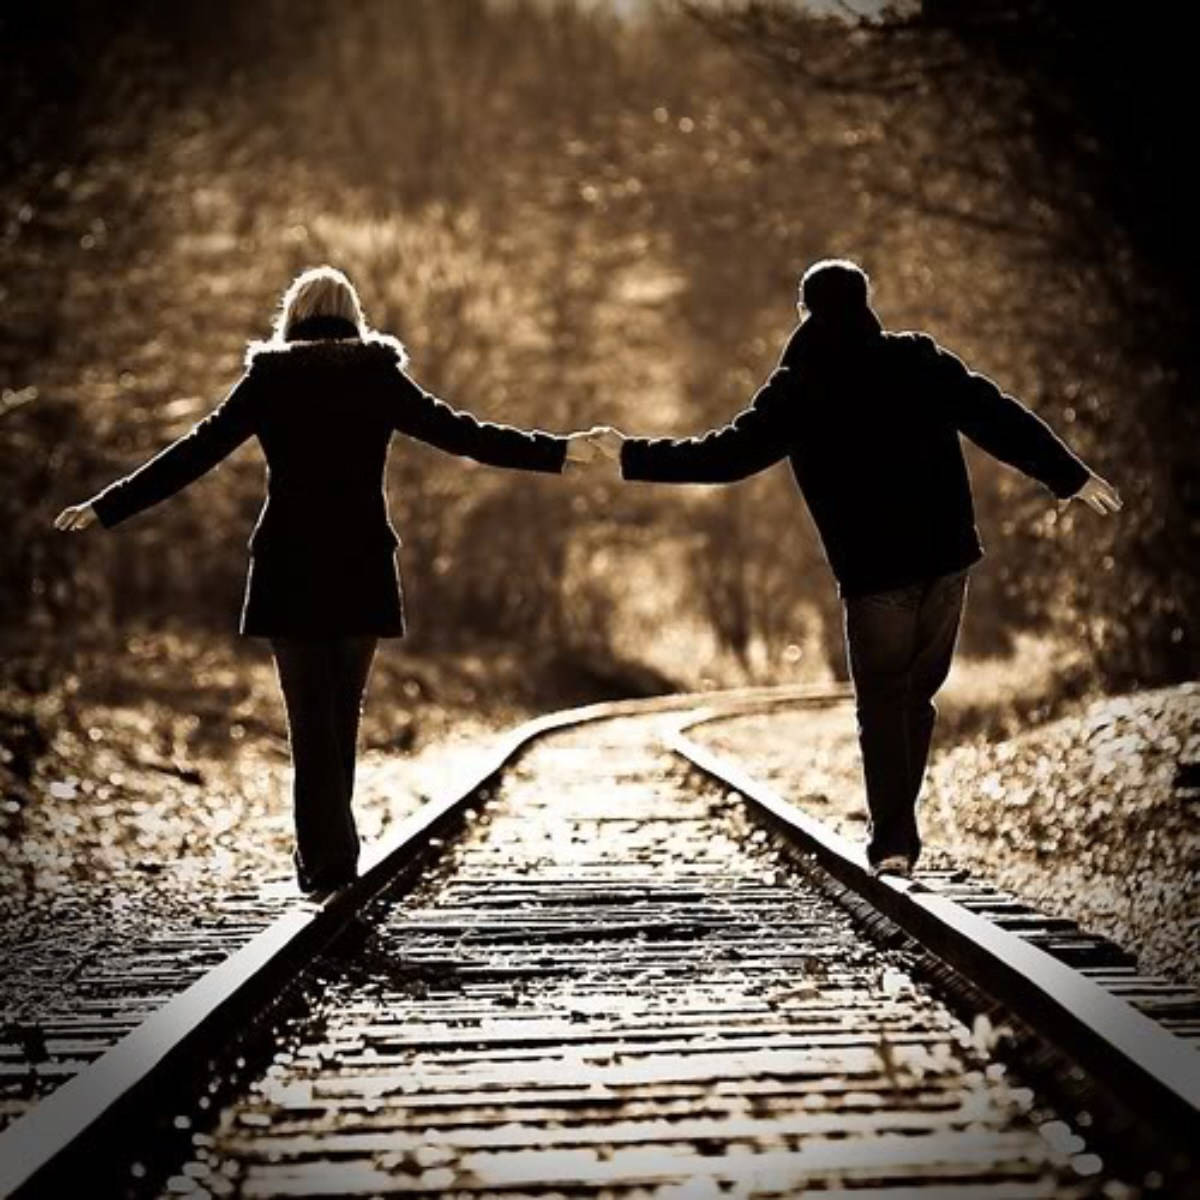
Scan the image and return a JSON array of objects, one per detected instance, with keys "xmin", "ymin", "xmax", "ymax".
[
  {"xmin": 388, "ymin": 371, "xmax": 568, "ymax": 474},
  {"xmin": 58, "ymin": 371, "xmax": 261, "ymax": 531}
]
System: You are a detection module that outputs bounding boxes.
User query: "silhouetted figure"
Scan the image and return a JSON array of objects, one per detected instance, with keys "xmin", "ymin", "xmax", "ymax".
[
  {"xmin": 612, "ymin": 259, "xmax": 1120, "ymax": 876},
  {"xmin": 56, "ymin": 267, "xmax": 600, "ymax": 893}
]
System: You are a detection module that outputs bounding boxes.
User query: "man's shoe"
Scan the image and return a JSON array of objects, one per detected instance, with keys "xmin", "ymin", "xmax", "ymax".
[{"xmin": 871, "ymin": 854, "xmax": 914, "ymax": 880}]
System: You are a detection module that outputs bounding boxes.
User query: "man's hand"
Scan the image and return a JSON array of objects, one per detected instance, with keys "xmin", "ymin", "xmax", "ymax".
[
  {"xmin": 1070, "ymin": 471, "xmax": 1122, "ymax": 515},
  {"xmin": 54, "ymin": 503, "xmax": 99, "ymax": 532}
]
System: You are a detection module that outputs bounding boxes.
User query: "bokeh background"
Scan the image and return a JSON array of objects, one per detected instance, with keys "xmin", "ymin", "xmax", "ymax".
[
  {"xmin": 1, "ymin": 0, "xmax": 1197, "ymax": 1010},
  {"xmin": 5, "ymin": 0, "xmax": 1197, "ymax": 699}
]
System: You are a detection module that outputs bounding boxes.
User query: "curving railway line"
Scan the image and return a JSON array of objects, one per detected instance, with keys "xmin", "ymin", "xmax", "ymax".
[{"xmin": 1, "ymin": 688, "xmax": 1197, "ymax": 1198}]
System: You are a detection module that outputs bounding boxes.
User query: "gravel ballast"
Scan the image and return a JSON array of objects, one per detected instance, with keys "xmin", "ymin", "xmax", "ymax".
[{"xmin": 694, "ymin": 683, "xmax": 1199, "ymax": 990}]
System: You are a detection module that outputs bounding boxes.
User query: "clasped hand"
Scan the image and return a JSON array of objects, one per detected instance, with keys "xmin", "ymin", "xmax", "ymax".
[{"xmin": 564, "ymin": 425, "xmax": 625, "ymax": 476}]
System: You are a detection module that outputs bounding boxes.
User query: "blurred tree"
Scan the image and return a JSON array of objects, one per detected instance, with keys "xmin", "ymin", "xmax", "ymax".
[
  {"xmin": 3, "ymin": 0, "xmax": 1192, "ymax": 706},
  {"xmin": 685, "ymin": 0, "xmax": 1197, "ymax": 686}
]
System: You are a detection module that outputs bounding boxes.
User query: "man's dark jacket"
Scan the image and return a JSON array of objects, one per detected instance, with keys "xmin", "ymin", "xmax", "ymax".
[
  {"xmin": 92, "ymin": 322, "xmax": 568, "ymax": 636},
  {"xmin": 621, "ymin": 309, "xmax": 1089, "ymax": 597}
]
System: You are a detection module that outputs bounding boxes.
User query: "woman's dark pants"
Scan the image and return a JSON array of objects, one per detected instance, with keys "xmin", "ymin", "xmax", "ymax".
[
  {"xmin": 270, "ymin": 637, "xmax": 378, "ymax": 888},
  {"xmin": 843, "ymin": 570, "xmax": 968, "ymax": 867}
]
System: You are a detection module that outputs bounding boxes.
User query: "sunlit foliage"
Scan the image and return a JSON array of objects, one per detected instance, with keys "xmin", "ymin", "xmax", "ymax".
[{"xmin": 2, "ymin": 0, "xmax": 1192, "ymax": 701}]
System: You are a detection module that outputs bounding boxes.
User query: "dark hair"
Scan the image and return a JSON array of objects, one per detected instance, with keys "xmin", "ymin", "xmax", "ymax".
[{"xmin": 800, "ymin": 259, "xmax": 870, "ymax": 315}]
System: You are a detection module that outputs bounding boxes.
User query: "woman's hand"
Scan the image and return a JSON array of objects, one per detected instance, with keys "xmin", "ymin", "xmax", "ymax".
[{"xmin": 54, "ymin": 503, "xmax": 99, "ymax": 532}]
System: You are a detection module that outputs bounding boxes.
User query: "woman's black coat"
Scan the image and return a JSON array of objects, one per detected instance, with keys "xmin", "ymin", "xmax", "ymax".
[{"xmin": 91, "ymin": 330, "xmax": 568, "ymax": 637}]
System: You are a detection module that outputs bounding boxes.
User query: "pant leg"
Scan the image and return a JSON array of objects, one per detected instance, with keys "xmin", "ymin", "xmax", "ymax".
[
  {"xmin": 331, "ymin": 636, "xmax": 377, "ymax": 828},
  {"xmin": 843, "ymin": 585, "xmax": 923, "ymax": 864},
  {"xmin": 270, "ymin": 638, "xmax": 357, "ymax": 883},
  {"xmin": 906, "ymin": 570, "xmax": 968, "ymax": 801}
]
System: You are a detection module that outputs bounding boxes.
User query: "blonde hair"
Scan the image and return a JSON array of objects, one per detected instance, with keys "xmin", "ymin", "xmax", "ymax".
[
  {"xmin": 247, "ymin": 265, "xmax": 408, "ymax": 366},
  {"xmin": 273, "ymin": 265, "xmax": 366, "ymax": 339}
]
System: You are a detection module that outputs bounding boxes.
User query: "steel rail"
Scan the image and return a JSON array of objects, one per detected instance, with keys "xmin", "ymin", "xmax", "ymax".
[
  {"xmin": 0, "ymin": 684, "xmax": 829, "ymax": 1198},
  {"xmin": 8, "ymin": 681, "xmax": 1194, "ymax": 1195},
  {"xmin": 668, "ymin": 706, "xmax": 1200, "ymax": 1159}
]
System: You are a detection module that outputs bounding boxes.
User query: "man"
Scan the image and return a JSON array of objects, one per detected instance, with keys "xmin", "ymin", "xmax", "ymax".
[{"xmin": 581, "ymin": 259, "xmax": 1120, "ymax": 878}]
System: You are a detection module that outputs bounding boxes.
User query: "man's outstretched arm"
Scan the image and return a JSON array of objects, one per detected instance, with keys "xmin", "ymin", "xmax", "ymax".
[
  {"xmin": 619, "ymin": 368, "xmax": 794, "ymax": 484},
  {"xmin": 923, "ymin": 338, "xmax": 1119, "ymax": 508}
]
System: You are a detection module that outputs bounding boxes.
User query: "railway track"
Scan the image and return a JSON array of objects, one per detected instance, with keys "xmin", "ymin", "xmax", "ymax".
[{"xmin": 1, "ymin": 688, "xmax": 1197, "ymax": 1197}]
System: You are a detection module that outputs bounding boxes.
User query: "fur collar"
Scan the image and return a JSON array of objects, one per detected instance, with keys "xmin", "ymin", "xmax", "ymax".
[{"xmin": 245, "ymin": 328, "xmax": 409, "ymax": 369}]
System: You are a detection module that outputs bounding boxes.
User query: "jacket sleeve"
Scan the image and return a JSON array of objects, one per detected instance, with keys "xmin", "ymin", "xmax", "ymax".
[
  {"xmin": 91, "ymin": 368, "xmax": 260, "ymax": 528},
  {"xmin": 388, "ymin": 371, "xmax": 567, "ymax": 473},
  {"xmin": 621, "ymin": 367, "xmax": 794, "ymax": 484},
  {"xmin": 921, "ymin": 338, "xmax": 1089, "ymax": 499}
]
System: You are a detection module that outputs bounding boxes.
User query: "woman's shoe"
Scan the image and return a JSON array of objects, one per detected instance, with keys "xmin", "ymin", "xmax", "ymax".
[
  {"xmin": 294, "ymin": 850, "xmax": 357, "ymax": 895},
  {"xmin": 297, "ymin": 869, "xmax": 357, "ymax": 896}
]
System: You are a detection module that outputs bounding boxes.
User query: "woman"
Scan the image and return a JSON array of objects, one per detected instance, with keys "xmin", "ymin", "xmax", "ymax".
[{"xmin": 56, "ymin": 266, "xmax": 597, "ymax": 893}]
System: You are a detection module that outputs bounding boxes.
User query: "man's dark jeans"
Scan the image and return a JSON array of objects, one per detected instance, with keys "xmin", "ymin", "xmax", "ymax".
[
  {"xmin": 270, "ymin": 637, "xmax": 377, "ymax": 888},
  {"xmin": 843, "ymin": 569, "xmax": 968, "ymax": 866}
]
